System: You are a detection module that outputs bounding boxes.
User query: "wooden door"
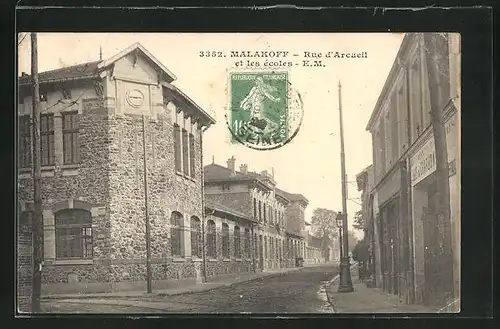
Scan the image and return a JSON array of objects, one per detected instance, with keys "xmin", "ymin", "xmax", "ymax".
[{"xmin": 423, "ymin": 181, "xmax": 439, "ymax": 305}]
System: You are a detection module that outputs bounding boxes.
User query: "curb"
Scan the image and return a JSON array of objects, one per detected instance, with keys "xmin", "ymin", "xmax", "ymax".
[{"xmin": 323, "ymin": 262, "xmax": 358, "ymax": 313}]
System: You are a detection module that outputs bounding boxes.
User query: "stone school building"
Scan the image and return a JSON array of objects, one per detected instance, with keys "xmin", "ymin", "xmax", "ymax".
[
  {"xmin": 17, "ymin": 43, "xmax": 216, "ymax": 297},
  {"xmin": 204, "ymin": 158, "xmax": 309, "ymax": 271}
]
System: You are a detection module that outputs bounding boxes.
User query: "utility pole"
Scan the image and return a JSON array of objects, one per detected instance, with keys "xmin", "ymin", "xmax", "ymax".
[
  {"xmin": 30, "ymin": 32, "xmax": 43, "ymax": 313},
  {"xmin": 337, "ymin": 81, "xmax": 354, "ymax": 293},
  {"xmin": 422, "ymin": 33, "xmax": 454, "ymax": 303},
  {"xmin": 201, "ymin": 125, "xmax": 211, "ymax": 283},
  {"xmin": 142, "ymin": 115, "xmax": 152, "ymax": 293}
]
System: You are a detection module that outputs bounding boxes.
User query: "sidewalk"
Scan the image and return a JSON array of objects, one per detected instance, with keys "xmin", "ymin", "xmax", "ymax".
[
  {"xmin": 43, "ymin": 263, "xmax": 328, "ymax": 300},
  {"xmin": 325, "ymin": 264, "xmax": 440, "ymax": 313}
]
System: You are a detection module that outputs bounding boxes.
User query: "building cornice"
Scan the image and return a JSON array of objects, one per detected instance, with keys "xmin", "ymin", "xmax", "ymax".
[
  {"xmin": 366, "ymin": 33, "xmax": 419, "ymax": 131},
  {"xmin": 370, "ymin": 100, "xmax": 458, "ymax": 192}
]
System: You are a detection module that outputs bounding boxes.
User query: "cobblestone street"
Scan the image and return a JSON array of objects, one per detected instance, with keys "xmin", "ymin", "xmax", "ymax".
[{"xmin": 41, "ymin": 264, "xmax": 339, "ymax": 314}]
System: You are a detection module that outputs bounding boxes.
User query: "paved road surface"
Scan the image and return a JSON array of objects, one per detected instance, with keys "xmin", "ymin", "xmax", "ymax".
[{"xmin": 42, "ymin": 264, "xmax": 339, "ymax": 314}]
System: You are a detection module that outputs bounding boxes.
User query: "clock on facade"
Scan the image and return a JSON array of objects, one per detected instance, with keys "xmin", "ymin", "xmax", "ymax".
[{"xmin": 126, "ymin": 89, "xmax": 145, "ymax": 108}]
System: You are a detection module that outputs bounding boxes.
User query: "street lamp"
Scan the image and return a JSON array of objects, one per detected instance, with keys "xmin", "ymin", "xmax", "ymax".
[{"xmin": 336, "ymin": 81, "xmax": 354, "ymax": 293}]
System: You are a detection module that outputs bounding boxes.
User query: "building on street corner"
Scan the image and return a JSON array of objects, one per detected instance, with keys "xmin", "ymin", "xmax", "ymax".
[
  {"xmin": 365, "ymin": 33, "xmax": 460, "ymax": 310},
  {"xmin": 17, "ymin": 43, "xmax": 216, "ymax": 296}
]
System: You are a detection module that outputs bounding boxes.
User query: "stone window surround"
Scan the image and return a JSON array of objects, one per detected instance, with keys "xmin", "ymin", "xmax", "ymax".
[
  {"xmin": 261, "ymin": 232, "xmax": 286, "ymax": 261},
  {"xmin": 17, "ymin": 198, "xmax": 106, "ymax": 266},
  {"xmin": 206, "ymin": 215, "xmax": 254, "ymax": 262},
  {"xmin": 167, "ymin": 209, "xmax": 208, "ymax": 261},
  {"xmin": 171, "ymin": 101, "xmax": 199, "ymax": 183},
  {"xmin": 252, "ymin": 188, "xmax": 285, "ymax": 228},
  {"xmin": 18, "ymin": 109, "xmax": 83, "ymax": 179}
]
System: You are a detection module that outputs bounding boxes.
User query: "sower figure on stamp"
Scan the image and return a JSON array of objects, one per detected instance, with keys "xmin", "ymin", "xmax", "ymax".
[{"xmin": 240, "ymin": 77, "xmax": 281, "ymax": 134}]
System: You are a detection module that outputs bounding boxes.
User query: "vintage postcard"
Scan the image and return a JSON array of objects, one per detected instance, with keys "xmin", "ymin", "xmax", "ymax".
[{"xmin": 16, "ymin": 32, "xmax": 461, "ymax": 314}]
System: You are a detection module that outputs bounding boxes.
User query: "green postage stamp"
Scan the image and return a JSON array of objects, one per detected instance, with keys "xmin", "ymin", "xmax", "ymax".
[{"xmin": 227, "ymin": 71, "xmax": 303, "ymax": 150}]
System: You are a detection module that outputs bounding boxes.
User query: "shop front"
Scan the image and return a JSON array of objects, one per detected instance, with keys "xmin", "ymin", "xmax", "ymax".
[
  {"xmin": 374, "ymin": 161, "xmax": 412, "ymax": 302},
  {"xmin": 409, "ymin": 110, "xmax": 459, "ymax": 306}
]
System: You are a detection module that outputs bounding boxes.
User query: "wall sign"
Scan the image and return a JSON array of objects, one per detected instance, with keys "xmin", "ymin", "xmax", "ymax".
[
  {"xmin": 126, "ymin": 89, "xmax": 145, "ymax": 108},
  {"xmin": 410, "ymin": 115, "xmax": 457, "ymax": 186}
]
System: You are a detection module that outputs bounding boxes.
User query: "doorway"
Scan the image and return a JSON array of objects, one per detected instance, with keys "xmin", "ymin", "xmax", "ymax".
[{"xmin": 423, "ymin": 180, "xmax": 439, "ymax": 305}]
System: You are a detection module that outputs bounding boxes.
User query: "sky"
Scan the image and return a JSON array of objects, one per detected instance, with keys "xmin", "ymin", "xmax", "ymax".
[{"xmin": 18, "ymin": 32, "xmax": 404, "ymax": 239}]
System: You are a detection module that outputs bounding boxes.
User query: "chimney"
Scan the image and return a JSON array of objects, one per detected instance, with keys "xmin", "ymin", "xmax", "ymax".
[
  {"xmin": 240, "ymin": 164, "xmax": 248, "ymax": 174},
  {"xmin": 226, "ymin": 156, "xmax": 236, "ymax": 172},
  {"xmin": 261, "ymin": 170, "xmax": 268, "ymax": 177}
]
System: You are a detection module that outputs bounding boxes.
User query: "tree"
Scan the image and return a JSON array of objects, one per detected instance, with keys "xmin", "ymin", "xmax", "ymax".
[
  {"xmin": 352, "ymin": 209, "xmax": 364, "ymax": 232},
  {"xmin": 310, "ymin": 208, "xmax": 339, "ymax": 254},
  {"xmin": 347, "ymin": 230, "xmax": 358, "ymax": 253}
]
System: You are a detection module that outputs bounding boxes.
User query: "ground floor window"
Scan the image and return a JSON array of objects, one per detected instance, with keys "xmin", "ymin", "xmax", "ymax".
[
  {"xmin": 171, "ymin": 211, "xmax": 183, "ymax": 257},
  {"xmin": 191, "ymin": 216, "xmax": 201, "ymax": 258},
  {"xmin": 222, "ymin": 223, "xmax": 230, "ymax": 258},
  {"xmin": 55, "ymin": 209, "xmax": 92, "ymax": 259},
  {"xmin": 207, "ymin": 220, "xmax": 217, "ymax": 258}
]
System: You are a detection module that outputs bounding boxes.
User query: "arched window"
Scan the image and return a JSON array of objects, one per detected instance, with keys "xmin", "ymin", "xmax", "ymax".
[
  {"xmin": 222, "ymin": 223, "xmax": 230, "ymax": 259},
  {"xmin": 207, "ymin": 220, "xmax": 216, "ymax": 258},
  {"xmin": 234, "ymin": 226, "xmax": 241, "ymax": 258},
  {"xmin": 244, "ymin": 228, "xmax": 251, "ymax": 258},
  {"xmin": 170, "ymin": 212, "xmax": 183, "ymax": 257},
  {"xmin": 55, "ymin": 209, "xmax": 92, "ymax": 259},
  {"xmin": 190, "ymin": 216, "xmax": 201, "ymax": 258}
]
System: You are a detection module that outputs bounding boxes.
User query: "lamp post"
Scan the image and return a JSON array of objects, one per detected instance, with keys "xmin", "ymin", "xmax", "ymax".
[
  {"xmin": 337, "ymin": 81, "xmax": 354, "ymax": 292},
  {"xmin": 336, "ymin": 212, "xmax": 343, "ymax": 263}
]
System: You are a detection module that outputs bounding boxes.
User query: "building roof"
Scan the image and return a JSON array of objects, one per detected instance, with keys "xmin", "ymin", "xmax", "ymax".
[
  {"xmin": 307, "ymin": 234, "xmax": 322, "ymax": 249},
  {"xmin": 205, "ymin": 199, "xmax": 253, "ymax": 222},
  {"xmin": 98, "ymin": 42, "xmax": 177, "ymax": 82},
  {"xmin": 18, "ymin": 61, "xmax": 102, "ymax": 85},
  {"xmin": 162, "ymin": 81, "xmax": 216, "ymax": 125},
  {"xmin": 19, "ymin": 43, "xmax": 177, "ymax": 86},
  {"xmin": 204, "ymin": 163, "xmax": 276, "ymax": 188},
  {"xmin": 275, "ymin": 187, "xmax": 309, "ymax": 205},
  {"xmin": 204, "ymin": 162, "xmax": 310, "ymax": 206},
  {"xmin": 366, "ymin": 33, "xmax": 415, "ymax": 131},
  {"xmin": 18, "ymin": 43, "xmax": 215, "ymax": 125},
  {"xmin": 204, "ymin": 163, "xmax": 250, "ymax": 181}
]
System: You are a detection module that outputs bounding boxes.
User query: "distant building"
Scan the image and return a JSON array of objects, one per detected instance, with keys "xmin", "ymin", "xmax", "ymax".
[
  {"xmin": 355, "ymin": 165, "xmax": 377, "ymax": 284},
  {"xmin": 204, "ymin": 158, "xmax": 308, "ymax": 271},
  {"xmin": 17, "ymin": 43, "xmax": 215, "ymax": 299},
  {"xmin": 305, "ymin": 234, "xmax": 323, "ymax": 264},
  {"xmin": 366, "ymin": 33, "xmax": 460, "ymax": 308}
]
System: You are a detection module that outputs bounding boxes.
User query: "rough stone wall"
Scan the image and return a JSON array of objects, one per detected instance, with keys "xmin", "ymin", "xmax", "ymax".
[
  {"xmin": 18, "ymin": 102, "xmax": 112, "ymax": 285},
  {"xmin": 105, "ymin": 107, "xmax": 203, "ymax": 281},
  {"xmin": 17, "ymin": 215, "xmax": 32, "ymax": 313}
]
